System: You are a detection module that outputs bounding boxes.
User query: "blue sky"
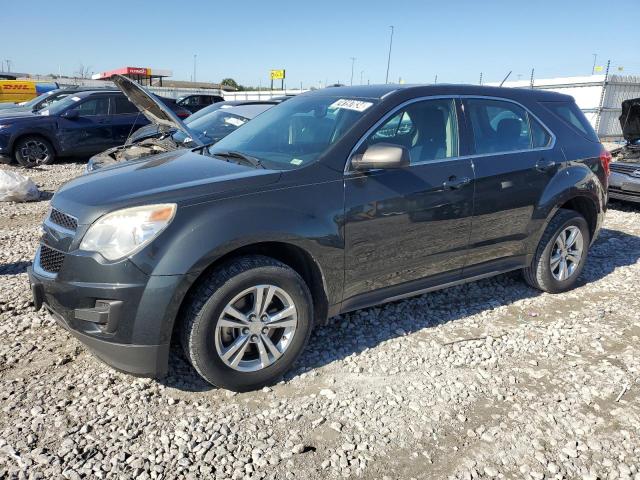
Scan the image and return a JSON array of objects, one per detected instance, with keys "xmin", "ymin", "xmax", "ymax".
[{"xmin": 3, "ymin": 0, "xmax": 637, "ymax": 88}]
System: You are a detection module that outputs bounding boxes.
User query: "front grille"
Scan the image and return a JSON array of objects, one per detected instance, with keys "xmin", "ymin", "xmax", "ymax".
[
  {"xmin": 49, "ymin": 208, "xmax": 78, "ymax": 231},
  {"xmin": 39, "ymin": 245, "xmax": 65, "ymax": 274},
  {"xmin": 610, "ymin": 163, "xmax": 640, "ymax": 176}
]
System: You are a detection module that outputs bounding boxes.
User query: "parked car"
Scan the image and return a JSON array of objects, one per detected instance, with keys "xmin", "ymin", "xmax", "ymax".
[
  {"xmin": 176, "ymin": 93, "xmax": 225, "ymax": 113},
  {"xmin": 155, "ymin": 96, "xmax": 192, "ymax": 120},
  {"xmin": 0, "ymin": 87, "xmax": 117, "ymax": 114},
  {"xmin": 29, "ymin": 84, "xmax": 608, "ymax": 391},
  {"xmin": 0, "ymin": 90, "xmax": 190, "ymax": 167},
  {"xmin": 609, "ymin": 97, "xmax": 640, "ymax": 203},
  {"xmin": 86, "ymin": 78, "xmax": 277, "ymax": 171}
]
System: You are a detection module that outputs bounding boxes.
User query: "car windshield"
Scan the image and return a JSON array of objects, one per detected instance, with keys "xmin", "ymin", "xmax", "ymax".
[
  {"xmin": 173, "ymin": 110, "xmax": 251, "ymax": 144},
  {"xmin": 39, "ymin": 94, "xmax": 84, "ymax": 116},
  {"xmin": 21, "ymin": 92, "xmax": 54, "ymax": 109},
  {"xmin": 208, "ymin": 95, "xmax": 377, "ymax": 169}
]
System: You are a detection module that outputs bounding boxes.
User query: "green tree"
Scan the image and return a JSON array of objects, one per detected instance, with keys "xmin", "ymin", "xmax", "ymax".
[{"xmin": 220, "ymin": 78, "xmax": 240, "ymax": 90}]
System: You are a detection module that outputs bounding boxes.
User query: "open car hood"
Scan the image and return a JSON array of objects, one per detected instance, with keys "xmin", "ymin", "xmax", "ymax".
[
  {"xmin": 620, "ymin": 97, "xmax": 640, "ymax": 143},
  {"xmin": 112, "ymin": 74, "xmax": 203, "ymax": 146}
]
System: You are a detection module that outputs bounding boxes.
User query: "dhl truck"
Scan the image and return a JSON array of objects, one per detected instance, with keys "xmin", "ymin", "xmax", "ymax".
[{"xmin": 0, "ymin": 80, "xmax": 58, "ymax": 104}]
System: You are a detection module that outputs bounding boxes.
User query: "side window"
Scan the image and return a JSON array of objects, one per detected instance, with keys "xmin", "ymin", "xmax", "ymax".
[
  {"xmin": 113, "ymin": 96, "xmax": 139, "ymax": 115},
  {"xmin": 529, "ymin": 114, "xmax": 552, "ymax": 148},
  {"xmin": 71, "ymin": 97, "xmax": 109, "ymax": 116},
  {"xmin": 364, "ymin": 98, "xmax": 458, "ymax": 163},
  {"xmin": 541, "ymin": 101, "xmax": 598, "ymax": 142},
  {"xmin": 181, "ymin": 96, "xmax": 199, "ymax": 106},
  {"xmin": 466, "ymin": 99, "xmax": 531, "ymax": 154}
]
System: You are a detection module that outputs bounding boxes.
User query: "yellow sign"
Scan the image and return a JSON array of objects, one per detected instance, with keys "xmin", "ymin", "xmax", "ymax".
[
  {"xmin": 594, "ymin": 66, "xmax": 604, "ymax": 72},
  {"xmin": 270, "ymin": 69, "xmax": 285, "ymax": 80}
]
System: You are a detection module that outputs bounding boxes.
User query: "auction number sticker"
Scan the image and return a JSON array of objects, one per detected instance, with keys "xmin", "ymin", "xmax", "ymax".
[{"xmin": 329, "ymin": 99, "xmax": 373, "ymax": 112}]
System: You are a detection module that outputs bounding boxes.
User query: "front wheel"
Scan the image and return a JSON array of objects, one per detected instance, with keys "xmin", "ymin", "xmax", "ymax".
[
  {"xmin": 180, "ymin": 255, "xmax": 313, "ymax": 391},
  {"xmin": 14, "ymin": 136, "xmax": 56, "ymax": 167},
  {"xmin": 523, "ymin": 209, "xmax": 590, "ymax": 293}
]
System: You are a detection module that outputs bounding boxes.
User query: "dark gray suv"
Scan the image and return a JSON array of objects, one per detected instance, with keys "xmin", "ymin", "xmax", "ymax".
[{"xmin": 29, "ymin": 83, "xmax": 609, "ymax": 391}]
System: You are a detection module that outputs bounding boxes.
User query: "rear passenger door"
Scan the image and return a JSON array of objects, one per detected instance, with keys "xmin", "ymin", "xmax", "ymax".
[
  {"xmin": 462, "ymin": 97, "xmax": 558, "ymax": 271},
  {"xmin": 110, "ymin": 95, "xmax": 148, "ymax": 145}
]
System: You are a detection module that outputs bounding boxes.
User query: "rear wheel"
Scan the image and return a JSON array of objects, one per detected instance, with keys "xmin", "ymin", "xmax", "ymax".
[
  {"xmin": 523, "ymin": 209, "xmax": 590, "ymax": 293},
  {"xmin": 180, "ymin": 255, "xmax": 313, "ymax": 391},
  {"xmin": 14, "ymin": 136, "xmax": 55, "ymax": 167}
]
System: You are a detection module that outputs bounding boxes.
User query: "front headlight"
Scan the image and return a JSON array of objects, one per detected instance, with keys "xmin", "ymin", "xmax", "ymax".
[{"xmin": 79, "ymin": 204, "xmax": 176, "ymax": 261}]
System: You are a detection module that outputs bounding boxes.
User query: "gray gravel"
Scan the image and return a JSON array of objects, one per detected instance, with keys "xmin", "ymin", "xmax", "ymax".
[{"xmin": 1, "ymin": 162, "xmax": 639, "ymax": 479}]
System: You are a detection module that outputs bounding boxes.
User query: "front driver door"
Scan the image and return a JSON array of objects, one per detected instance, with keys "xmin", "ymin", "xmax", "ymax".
[
  {"xmin": 343, "ymin": 98, "xmax": 475, "ymax": 305},
  {"xmin": 57, "ymin": 96, "xmax": 112, "ymax": 154}
]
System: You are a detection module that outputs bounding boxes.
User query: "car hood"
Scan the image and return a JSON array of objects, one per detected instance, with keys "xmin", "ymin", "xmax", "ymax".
[
  {"xmin": 112, "ymin": 74, "xmax": 203, "ymax": 146},
  {"xmin": 0, "ymin": 103, "xmax": 24, "ymax": 111},
  {"xmin": 0, "ymin": 110, "xmax": 39, "ymax": 120},
  {"xmin": 620, "ymin": 97, "xmax": 640, "ymax": 143},
  {"xmin": 53, "ymin": 148, "xmax": 281, "ymax": 224}
]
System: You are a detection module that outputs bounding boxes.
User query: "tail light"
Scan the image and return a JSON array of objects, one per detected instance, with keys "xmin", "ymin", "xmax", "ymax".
[{"xmin": 599, "ymin": 147, "xmax": 612, "ymax": 176}]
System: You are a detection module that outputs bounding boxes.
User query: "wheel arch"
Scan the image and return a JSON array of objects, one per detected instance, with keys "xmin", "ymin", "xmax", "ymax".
[
  {"xmin": 530, "ymin": 163, "xmax": 606, "ymax": 252},
  {"xmin": 10, "ymin": 131, "xmax": 60, "ymax": 156},
  {"xmin": 171, "ymin": 241, "xmax": 331, "ymax": 346}
]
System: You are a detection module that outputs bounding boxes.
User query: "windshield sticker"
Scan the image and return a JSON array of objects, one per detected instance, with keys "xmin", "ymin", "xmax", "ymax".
[
  {"xmin": 71, "ymin": 96, "xmax": 81, "ymax": 102},
  {"xmin": 290, "ymin": 158, "xmax": 303, "ymax": 166},
  {"xmin": 329, "ymin": 99, "xmax": 373, "ymax": 112},
  {"xmin": 225, "ymin": 117, "xmax": 245, "ymax": 127}
]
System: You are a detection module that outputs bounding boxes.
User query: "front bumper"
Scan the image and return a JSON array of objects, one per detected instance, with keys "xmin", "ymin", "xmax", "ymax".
[
  {"xmin": 28, "ymin": 256, "xmax": 188, "ymax": 377},
  {"xmin": 608, "ymin": 171, "xmax": 640, "ymax": 203}
]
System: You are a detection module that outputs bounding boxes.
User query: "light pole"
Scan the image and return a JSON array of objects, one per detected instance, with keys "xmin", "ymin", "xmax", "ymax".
[
  {"xmin": 350, "ymin": 57, "xmax": 356, "ymax": 86},
  {"xmin": 591, "ymin": 53, "xmax": 597, "ymax": 75},
  {"xmin": 193, "ymin": 54, "xmax": 197, "ymax": 82},
  {"xmin": 385, "ymin": 25, "xmax": 394, "ymax": 84}
]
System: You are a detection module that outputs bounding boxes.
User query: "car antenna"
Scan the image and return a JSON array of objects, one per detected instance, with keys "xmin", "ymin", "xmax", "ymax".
[{"xmin": 499, "ymin": 71, "xmax": 512, "ymax": 87}]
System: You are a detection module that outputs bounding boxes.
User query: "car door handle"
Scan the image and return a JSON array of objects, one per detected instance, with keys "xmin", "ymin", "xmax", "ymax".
[
  {"xmin": 442, "ymin": 176, "xmax": 471, "ymax": 190},
  {"xmin": 535, "ymin": 159, "xmax": 556, "ymax": 172}
]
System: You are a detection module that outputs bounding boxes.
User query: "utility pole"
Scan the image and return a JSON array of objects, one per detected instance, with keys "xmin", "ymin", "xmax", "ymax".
[
  {"xmin": 591, "ymin": 53, "xmax": 597, "ymax": 75},
  {"xmin": 529, "ymin": 68, "xmax": 535, "ymax": 88},
  {"xmin": 434, "ymin": 74, "xmax": 438, "ymax": 84},
  {"xmin": 193, "ymin": 54, "xmax": 197, "ymax": 83},
  {"xmin": 4, "ymin": 60, "xmax": 12, "ymax": 72},
  {"xmin": 360, "ymin": 70, "xmax": 364, "ymax": 85},
  {"xmin": 594, "ymin": 59, "xmax": 611, "ymax": 135},
  {"xmin": 479, "ymin": 72, "xmax": 483, "ymax": 85},
  {"xmin": 350, "ymin": 57, "xmax": 356, "ymax": 86},
  {"xmin": 385, "ymin": 26, "xmax": 394, "ymax": 83}
]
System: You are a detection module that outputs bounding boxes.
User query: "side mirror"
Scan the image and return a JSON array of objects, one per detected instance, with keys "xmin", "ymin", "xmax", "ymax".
[
  {"xmin": 351, "ymin": 143, "xmax": 410, "ymax": 171},
  {"xmin": 62, "ymin": 109, "xmax": 79, "ymax": 119}
]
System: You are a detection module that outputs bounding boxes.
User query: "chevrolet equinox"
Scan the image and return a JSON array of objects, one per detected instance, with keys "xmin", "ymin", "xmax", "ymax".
[{"xmin": 29, "ymin": 83, "xmax": 609, "ymax": 391}]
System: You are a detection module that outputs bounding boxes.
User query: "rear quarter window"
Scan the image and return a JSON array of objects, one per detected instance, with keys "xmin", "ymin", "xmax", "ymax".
[{"xmin": 541, "ymin": 101, "xmax": 599, "ymax": 142}]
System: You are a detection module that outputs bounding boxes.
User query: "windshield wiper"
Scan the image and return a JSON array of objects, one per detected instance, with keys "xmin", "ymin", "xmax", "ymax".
[{"xmin": 212, "ymin": 150, "xmax": 265, "ymax": 169}]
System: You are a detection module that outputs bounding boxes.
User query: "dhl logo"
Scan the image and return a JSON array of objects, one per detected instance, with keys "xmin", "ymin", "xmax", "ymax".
[{"xmin": 2, "ymin": 84, "xmax": 31, "ymax": 90}]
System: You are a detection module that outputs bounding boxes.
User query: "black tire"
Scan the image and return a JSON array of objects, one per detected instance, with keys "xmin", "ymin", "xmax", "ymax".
[
  {"xmin": 523, "ymin": 208, "xmax": 590, "ymax": 293},
  {"xmin": 180, "ymin": 255, "xmax": 313, "ymax": 391},
  {"xmin": 14, "ymin": 136, "xmax": 56, "ymax": 168}
]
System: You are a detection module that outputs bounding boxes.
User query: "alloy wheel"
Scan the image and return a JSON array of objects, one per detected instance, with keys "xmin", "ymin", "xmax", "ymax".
[
  {"xmin": 19, "ymin": 140, "xmax": 50, "ymax": 166},
  {"xmin": 550, "ymin": 226, "xmax": 584, "ymax": 281},
  {"xmin": 215, "ymin": 285, "xmax": 298, "ymax": 372}
]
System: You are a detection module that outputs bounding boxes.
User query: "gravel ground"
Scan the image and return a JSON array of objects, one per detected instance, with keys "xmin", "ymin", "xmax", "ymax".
[{"xmin": 1, "ymin": 161, "xmax": 639, "ymax": 480}]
